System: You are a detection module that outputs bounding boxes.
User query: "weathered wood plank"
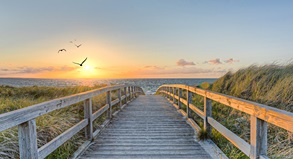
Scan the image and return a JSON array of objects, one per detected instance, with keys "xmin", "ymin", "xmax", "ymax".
[
  {"xmin": 92, "ymin": 104, "xmax": 109, "ymax": 121},
  {"xmin": 118, "ymin": 88, "xmax": 122, "ymax": 110},
  {"xmin": 107, "ymin": 91, "xmax": 112, "ymax": 119},
  {"xmin": 186, "ymin": 89, "xmax": 192, "ymax": 118},
  {"xmin": 250, "ymin": 116, "xmax": 268, "ymax": 159},
  {"xmin": 111, "ymin": 98, "xmax": 120, "ymax": 107},
  {"xmin": 0, "ymin": 85, "xmax": 140, "ymax": 132},
  {"xmin": 84, "ymin": 98, "xmax": 93, "ymax": 140},
  {"xmin": 208, "ymin": 117, "xmax": 250, "ymax": 156},
  {"xmin": 204, "ymin": 97, "xmax": 212, "ymax": 135},
  {"xmin": 38, "ymin": 119, "xmax": 88, "ymax": 159},
  {"xmin": 158, "ymin": 84, "xmax": 293, "ymax": 132},
  {"xmin": 18, "ymin": 119, "xmax": 38, "ymax": 159},
  {"xmin": 165, "ymin": 91, "xmax": 204, "ymax": 119}
]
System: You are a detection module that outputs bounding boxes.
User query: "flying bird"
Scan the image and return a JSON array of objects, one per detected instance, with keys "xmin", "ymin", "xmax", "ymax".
[
  {"xmin": 73, "ymin": 57, "xmax": 87, "ymax": 66},
  {"xmin": 58, "ymin": 49, "xmax": 66, "ymax": 53},
  {"xmin": 75, "ymin": 44, "xmax": 82, "ymax": 48}
]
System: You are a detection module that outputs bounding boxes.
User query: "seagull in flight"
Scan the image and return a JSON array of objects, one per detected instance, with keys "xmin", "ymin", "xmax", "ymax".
[
  {"xmin": 73, "ymin": 57, "xmax": 87, "ymax": 66},
  {"xmin": 75, "ymin": 44, "xmax": 82, "ymax": 48},
  {"xmin": 58, "ymin": 49, "xmax": 66, "ymax": 53}
]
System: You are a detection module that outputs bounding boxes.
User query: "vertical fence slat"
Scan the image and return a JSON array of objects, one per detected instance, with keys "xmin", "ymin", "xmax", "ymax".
[
  {"xmin": 250, "ymin": 116, "xmax": 268, "ymax": 159},
  {"xmin": 187, "ymin": 89, "xmax": 192, "ymax": 118},
  {"xmin": 178, "ymin": 88, "xmax": 182, "ymax": 109},
  {"xmin": 124, "ymin": 87, "xmax": 127, "ymax": 103},
  {"xmin": 204, "ymin": 97, "xmax": 212, "ymax": 135},
  {"xmin": 18, "ymin": 119, "xmax": 38, "ymax": 159},
  {"xmin": 118, "ymin": 88, "xmax": 122, "ymax": 110},
  {"xmin": 107, "ymin": 91, "xmax": 112, "ymax": 119},
  {"xmin": 173, "ymin": 87, "xmax": 176, "ymax": 104},
  {"xmin": 84, "ymin": 98, "xmax": 93, "ymax": 140},
  {"xmin": 128, "ymin": 86, "xmax": 131, "ymax": 101}
]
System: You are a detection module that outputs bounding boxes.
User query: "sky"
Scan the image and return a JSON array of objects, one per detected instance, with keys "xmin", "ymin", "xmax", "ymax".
[{"xmin": 1, "ymin": 0, "xmax": 292, "ymax": 79}]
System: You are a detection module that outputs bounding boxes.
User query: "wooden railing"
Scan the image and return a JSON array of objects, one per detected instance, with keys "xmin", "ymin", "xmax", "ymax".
[
  {"xmin": 0, "ymin": 85, "xmax": 144, "ymax": 159},
  {"xmin": 156, "ymin": 84, "xmax": 293, "ymax": 159}
]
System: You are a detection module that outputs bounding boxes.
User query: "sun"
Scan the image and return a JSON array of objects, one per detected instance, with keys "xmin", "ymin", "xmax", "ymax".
[{"xmin": 84, "ymin": 65, "xmax": 90, "ymax": 70}]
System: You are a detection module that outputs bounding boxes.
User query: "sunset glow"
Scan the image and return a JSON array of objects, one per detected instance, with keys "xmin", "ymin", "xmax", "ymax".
[{"xmin": 1, "ymin": 1, "xmax": 292, "ymax": 79}]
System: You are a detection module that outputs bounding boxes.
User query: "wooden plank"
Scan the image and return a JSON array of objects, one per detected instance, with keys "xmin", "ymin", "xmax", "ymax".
[
  {"xmin": 204, "ymin": 97, "xmax": 212, "ymax": 135},
  {"xmin": 177, "ymin": 96, "xmax": 204, "ymax": 119},
  {"xmin": 250, "ymin": 116, "xmax": 268, "ymax": 159},
  {"xmin": 38, "ymin": 119, "xmax": 88, "ymax": 159},
  {"xmin": 124, "ymin": 87, "xmax": 127, "ymax": 103},
  {"xmin": 71, "ymin": 140, "xmax": 91, "ymax": 159},
  {"xmin": 186, "ymin": 90, "xmax": 192, "ymax": 118},
  {"xmin": 111, "ymin": 99, "xmax": 119, "ymax": 106},
  {"xmin": 208, "ymin": 117, "xmax": 250, "ymax": 156},
  {"xmin": 158, "ymin": 84, "xmax": 293, "ymax": 132},
  {"xmin": 118, "ymin": 88, "xmax": 122, "ymax": 110},
  {"xmin": 107, "ymin": 91, "xmax": 112, "ymax": 119},
  {"xmin": 0, "ymin": 85, "xmax": 140, "ymax": 132},
  {"xmin": 187, "ymin": 118, "xmax": 201, "ymax": 132},
  {"xmin": 84, "ymin": 98, "xmax": 93, "ymax": 140},
  {"xmin": 18, "ymin": 119, "xmax": 38, "ymax": 159},
  {"xmin": 92, "ymin": 119, "xmax": 111, "ymax": 137},
  {"xmin": 178, "ymin": 88, "xmax": 182, "ymax": 109},
  {"xmin": 92, "ymin": 104, "xmax": 109, "ymax": 121}
]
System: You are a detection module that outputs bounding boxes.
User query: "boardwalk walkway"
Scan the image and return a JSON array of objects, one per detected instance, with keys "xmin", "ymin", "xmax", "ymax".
[{"xmin": 78, "ymin": 95, "xmax": 212, "ymax": 159}]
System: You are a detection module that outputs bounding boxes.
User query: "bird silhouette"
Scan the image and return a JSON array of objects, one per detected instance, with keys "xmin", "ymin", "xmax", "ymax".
[
  {"xmin": 58, "ymin": 49, "xmax": 66, "ymax": 53},
  {"xmin": 73, "ymin": 57, "xmax": 87, "ymax": 66},
  {"xmin": 75, "ymin": 44, "xmax": 82, "ymax": 48}
]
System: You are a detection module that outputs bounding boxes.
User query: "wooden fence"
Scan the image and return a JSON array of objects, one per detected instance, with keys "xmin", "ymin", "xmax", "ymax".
[
  {"xmin": 0, "ymin": 85, "xmax": 144, "ymax": 159},
  {"xmin": 156, "ymin": 84, "xmax": 293, "ymax": 159}
]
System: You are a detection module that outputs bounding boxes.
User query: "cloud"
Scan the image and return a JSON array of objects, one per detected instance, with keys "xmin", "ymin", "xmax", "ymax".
[
  {"xmin": 144, "ymin": 65, "xmax": 165, "ymax": 70},
  {"xmin": 224, "ymin": 58, "xmax": 240, "ymax": 64},
  {"xmin": 0, "ymin": 66, "xmax": 76, "ymax": 75},
  {"xmin": 176, "ymin": 59, "xmax": 195, "ymax": 66},
  {"xmin": 121, "ymin": 66, "xmax": 227, "ymax": 77},
  {"xmin": 204, "ymin": 58, "xmax": 222, "ymax": 65}
]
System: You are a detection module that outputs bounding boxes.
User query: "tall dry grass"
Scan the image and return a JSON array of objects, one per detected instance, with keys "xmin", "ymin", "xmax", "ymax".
[
  {"xmin": 208, "ymin": 63, "xmax": 293, "ymax": 159},
  {"xmin": 0, "ymin": 84, "xmax": 122, "ymax": 159}
]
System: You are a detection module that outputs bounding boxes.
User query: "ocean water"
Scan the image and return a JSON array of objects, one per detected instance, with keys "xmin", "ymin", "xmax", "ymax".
[{"xmin": 0, "ymin": 78, "xmax": 216, "ymax": 95}]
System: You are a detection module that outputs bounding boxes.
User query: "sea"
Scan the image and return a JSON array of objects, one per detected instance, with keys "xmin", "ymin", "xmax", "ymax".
[{"xmin": 0, "ymin": 78, "xmax": 217, "ymax": 95}]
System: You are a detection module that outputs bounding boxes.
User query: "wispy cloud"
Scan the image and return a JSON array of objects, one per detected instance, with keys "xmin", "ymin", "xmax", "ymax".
[
  {"xmin": 0, "ymin": 66, "xmax": 77, "ymax": 75},
  {"xmin": 176, "ymin": 59, "xmax": 195, "ymax": 66},
  {"xmin": 224, "ymin": 58, "xmax": 240, "ymax": 64},
  {"xmin": 204, "ymin": 58, "xmax": 222, "ymax": 65},
  {"xmin": 120, "ymin": 66, "xmax": 227, "ymax": 78},
  {"xmin": 144, "ymin": 65, "xmax": 165, "ymax": 70}
]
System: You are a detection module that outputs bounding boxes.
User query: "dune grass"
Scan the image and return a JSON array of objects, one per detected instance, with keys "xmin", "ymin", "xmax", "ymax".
[
  {"xmin": 0, "ymin": 84, "xmax": 123, "ymax": 159},
  {"xmin": 207, "ymin": 63, "xmax": 293, "ymax": 159}
]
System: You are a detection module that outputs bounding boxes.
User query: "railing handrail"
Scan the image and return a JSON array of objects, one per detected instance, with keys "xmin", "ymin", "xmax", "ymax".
[
  {"xmin": 0, "ymin": 84, "xmax": 144, "ymax": 159},
  {"xmin": 0, "ymin": 84, "xmax": 139, "ymax": 132},
  {"xmin": 157, "ymin": 84, "xmax": 293, "ymax": 132},
  {"xmin": 157, "ymin": 84, "xmax": 293, "ymax": 159}
]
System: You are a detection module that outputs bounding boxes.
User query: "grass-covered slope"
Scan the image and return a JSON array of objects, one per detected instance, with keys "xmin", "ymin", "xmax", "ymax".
[
  {"xmin": 0, "ymin": 84, "xmax": 113, "ymax": 159},
  {"xmin": 212, "ymin": 64, "xmax": 293, "ymax": 112},
  {"xmin": 209, "ymin": 64, "xmax": 293, "ymax": 159}
]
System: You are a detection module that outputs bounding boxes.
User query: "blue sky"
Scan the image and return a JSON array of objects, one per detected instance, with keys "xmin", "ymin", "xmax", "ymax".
[{"xmin": 0, "ymin": 0, "xmax": 292, "ymax": 78}]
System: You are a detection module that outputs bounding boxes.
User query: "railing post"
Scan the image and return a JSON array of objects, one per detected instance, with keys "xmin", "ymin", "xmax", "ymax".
[
  {"xmin": 204, "ymin": 97, "xmax": 212, "ymax": 136},
  {"xmin": 128, "ymin": 86, "xmax": 131, "ymax": 101},
  {"xmin": 186, "ymin": 89, "xmax": 192, "ymax": 118},
  {"xmin": 84, "ymin": 98, "xmax": 93, "ymax": 140},
  {"xmin": 124, "ymin": 87, "xmax": 127, "ymax": 103},
  {"xmin": 18, "ymin": 119, "xmax": 38, "ymax": 159},
  {"xmin": 172, "ymin": 87, "xmax": 176, "ymax": 104},
  {"xmin": 107, "ymin": 91, "xmax": 112, "ymax": 119},
  {"xmin": 178, "ymin": 88, "xmax": 182, "ymax": 109},
  {"xmin": 250, "ymin": 116, "xmax": 268, "ymax": 159},
  {"xmin": 118, "ymin": 88, "xmax": 122, "ymax": 110}
]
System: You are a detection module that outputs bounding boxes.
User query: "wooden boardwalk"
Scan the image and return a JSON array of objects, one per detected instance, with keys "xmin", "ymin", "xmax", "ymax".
[{"xmin": 78, "ymin": 95, "xmax": 212, "ymax": 159}]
